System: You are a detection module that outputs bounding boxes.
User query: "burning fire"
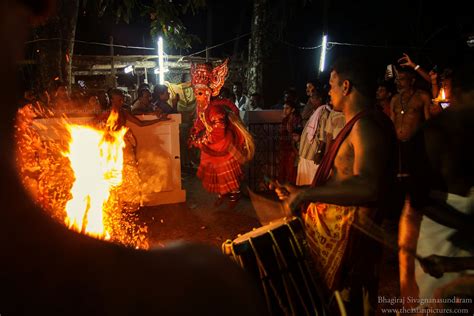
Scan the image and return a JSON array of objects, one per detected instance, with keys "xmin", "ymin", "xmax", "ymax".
[
  {"xmin": 15, "ymin": 106, "xmax": 148, "ymax": 249},
  {"xmin": 64, "ymin": 111, "xmax": 128, "ymax": 238}
]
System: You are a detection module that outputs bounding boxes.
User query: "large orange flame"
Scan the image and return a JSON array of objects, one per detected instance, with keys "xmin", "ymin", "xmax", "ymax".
[
  {"xmin": 63, "ymin": 112, "xmax": 128, "ymax": 238},
  {"xmin": 15, "ymin": 105, "xmax": 149, "ymax": 248}
]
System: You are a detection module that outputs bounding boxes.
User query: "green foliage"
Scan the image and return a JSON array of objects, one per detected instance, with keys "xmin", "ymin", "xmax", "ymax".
[
  {"xmin": 146, "ymin": 0, "xmax": 205, "ymax": 49},
  {"xmin": 81, "ymin": 0, "xmax": 206, "ymax": 49}
]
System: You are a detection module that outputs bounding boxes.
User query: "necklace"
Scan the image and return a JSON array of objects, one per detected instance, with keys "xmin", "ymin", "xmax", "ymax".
[{"xmin": 399, "ymin": 90, "xmax": 415, "ymax": 115}]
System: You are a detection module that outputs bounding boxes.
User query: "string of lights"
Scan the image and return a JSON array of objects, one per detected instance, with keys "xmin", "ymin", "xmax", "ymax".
[
  {"xmin": 25, "ymin": 35, "xmax": 425, "ymax": 54},
  {"xmin": 272, "ymin": 37, "xmax": 323, "ymax": 50},
  {"xmin": 275, "ymin": 37, "xmax": 427, "ymax": 51},
  {"xmin": 328, "ymin": 41, "xmax": 425, "ymax": 50},
  {"xmin": 25, "ymin": 38, "xmax": 157, "ymax": 50},
  {"xmin": 178, "ymin": 32, "xmax": 251, "ymax": 60},
  {"xmin": 25, "ymin": 32, "xmax": 252, "ymax": 55}
]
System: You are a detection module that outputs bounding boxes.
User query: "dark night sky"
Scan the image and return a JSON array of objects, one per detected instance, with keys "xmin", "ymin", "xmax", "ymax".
[{"xmin": 74, "ymin": 0, "xmax": 474, "ymax": 105}]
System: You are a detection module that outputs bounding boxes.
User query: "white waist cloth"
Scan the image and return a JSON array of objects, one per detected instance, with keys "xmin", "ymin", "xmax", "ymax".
[
  {"xmin": 415, "ymin": 188, "xmax": 474, "ymax": 299},
  {"xmin": 296, "ymin": 158, "xmax": 318, "ymax": 186}
]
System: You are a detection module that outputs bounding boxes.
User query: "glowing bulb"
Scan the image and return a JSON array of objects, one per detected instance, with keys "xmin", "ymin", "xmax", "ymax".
[
  {"xmin": 319, "ymin": 34, "xmax": 328, "ymax": 73},
  {"xmin": 157, "ymin": 36, "xmax": 165, "ymax": 84},
  {"xmin": 124, "ymin": 65, "xmax": 133, "ymax": 74}
]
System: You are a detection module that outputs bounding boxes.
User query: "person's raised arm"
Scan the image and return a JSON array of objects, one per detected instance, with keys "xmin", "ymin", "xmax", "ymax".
[
  {"xmin": 398, "ymin": 53, "xmax": 431, "ymax": 83},
  {"xmin": 429, "ymin": 70, "xmax": 439, "ymax": 99}
]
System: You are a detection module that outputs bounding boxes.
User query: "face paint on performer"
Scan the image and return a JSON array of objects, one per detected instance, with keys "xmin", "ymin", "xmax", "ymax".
[{"xmin": 193, "ymin": 86, "xmax": 212, "ymax": 107}]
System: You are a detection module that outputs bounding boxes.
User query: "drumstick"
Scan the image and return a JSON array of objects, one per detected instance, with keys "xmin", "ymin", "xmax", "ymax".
[
  {"xmin": 247, "ymin": 187, "xmax": 289, "ymax": 225},
  {"xmin": 351, "ymin": 214, "xmax": 424, "ymax": 262}
]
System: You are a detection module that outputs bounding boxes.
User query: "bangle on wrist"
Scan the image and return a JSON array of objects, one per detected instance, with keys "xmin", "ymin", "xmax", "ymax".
[{"xmin": 414, "ymin": 65, "xmax": 420, "ymax": 71}]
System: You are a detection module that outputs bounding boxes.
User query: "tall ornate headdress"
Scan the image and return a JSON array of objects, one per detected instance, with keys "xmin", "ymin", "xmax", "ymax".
[{"xmin": 190, "ymin": 59, "xmax": 228, "ymax": 97}]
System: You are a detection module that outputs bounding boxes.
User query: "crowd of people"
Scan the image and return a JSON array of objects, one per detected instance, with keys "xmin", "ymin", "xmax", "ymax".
[
  {"xmin": 270, "ymin": 54, "xmax": 474, "ymax": 315},
  {"xmin": 192, "ymin": 50, "xmax": 471, "ymax": 314},
  {"xmin": 19, "ymin": 79, "xmax": 180, "ymax": 118}
]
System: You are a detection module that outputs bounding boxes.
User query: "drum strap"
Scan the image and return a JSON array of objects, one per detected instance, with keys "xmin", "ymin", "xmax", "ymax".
[{"xmin": 311, "ymin": 110, "xmax": 369, "ymax": 187}]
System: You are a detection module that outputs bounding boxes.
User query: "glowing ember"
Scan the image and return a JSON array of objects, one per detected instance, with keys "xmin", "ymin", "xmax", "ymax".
[{"xmin": 64, "ymin": 117, "xmax": 127, "ymax": 238}]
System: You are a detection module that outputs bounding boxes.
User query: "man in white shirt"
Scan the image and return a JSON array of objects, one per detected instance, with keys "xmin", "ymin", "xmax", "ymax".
[{"xmin": 232, "ymin": 82, "xmax": 249, "ymax": 121}]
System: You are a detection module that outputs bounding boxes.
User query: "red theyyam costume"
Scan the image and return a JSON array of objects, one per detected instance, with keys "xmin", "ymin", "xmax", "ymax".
[{"xmin": 189, "ymin": 60, "xmax": 254, "ymax": 201}]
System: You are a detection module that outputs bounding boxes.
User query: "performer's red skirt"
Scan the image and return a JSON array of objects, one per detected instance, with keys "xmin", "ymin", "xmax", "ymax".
[{"xmin": 197, "ymin": 131, "xmax": 244, "ymax": 195}]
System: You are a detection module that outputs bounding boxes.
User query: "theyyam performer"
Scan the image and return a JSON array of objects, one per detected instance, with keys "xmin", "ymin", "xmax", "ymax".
[{"xmin": 189, "ymin": 60, "xmax": 254, "ymax": 207}]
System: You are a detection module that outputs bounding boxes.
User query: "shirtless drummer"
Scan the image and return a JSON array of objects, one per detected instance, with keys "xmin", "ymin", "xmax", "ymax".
[{"xmin": 275, "ymin": 57, "xmax": 398, "ymax": 315}]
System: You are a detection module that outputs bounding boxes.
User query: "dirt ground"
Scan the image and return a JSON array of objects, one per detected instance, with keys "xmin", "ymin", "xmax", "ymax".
[
  {"xmin": 140, "ymin": 170, "xmax": 262, "ymax": 248},
  {"xmin": 138, "ymin": 169, "xmax": 401, "ymax": 315}
]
